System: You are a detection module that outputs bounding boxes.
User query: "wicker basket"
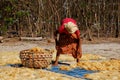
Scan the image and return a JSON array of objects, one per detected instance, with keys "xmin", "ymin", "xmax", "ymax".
[{"xmin": 19, "ymin": 49, "xmax": 52, "ymax": 69}]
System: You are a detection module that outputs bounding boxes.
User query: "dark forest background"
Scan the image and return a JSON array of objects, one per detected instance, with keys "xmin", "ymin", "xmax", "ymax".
[{"xmin": 0, "ymin": 0, "xmax": 119, "ymax": 40}]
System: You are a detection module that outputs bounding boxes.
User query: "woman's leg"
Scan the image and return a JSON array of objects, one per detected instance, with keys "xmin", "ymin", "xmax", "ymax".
[
  {"xmin": 53, "ymin": 52, "xmax": 60, "ymax": 66},
  {"xmin": 76, "ymin": 51, "xmax": 82, "ymax": 63},
  {"xmin": 76, "ymin": 58, "xmax": 80, "ymax": 63}
]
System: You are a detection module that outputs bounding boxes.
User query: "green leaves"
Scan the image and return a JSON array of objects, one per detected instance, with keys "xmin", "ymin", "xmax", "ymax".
[
  {"xmin": 79, "ymin": 1, "xmax": 87, "ymax": 8},
  {"xmin": 4, "ymin": 6, "xmax": 12, "ymax": 12},
  {"xmin": 4, "ymin": 17, "xmax": 15, "ymax": 25},
  {"xmin": 0, "ymin": 26, "xmax": 7, "ymax": 34},
  {"xmin": 16, "ymin": 10, "xmax": 29, "ymax": 17}
]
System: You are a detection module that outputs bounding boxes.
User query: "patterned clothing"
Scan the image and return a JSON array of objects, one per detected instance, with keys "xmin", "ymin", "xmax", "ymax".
[
  {"xmin": 56, "ymin": 18, "xmax": 82, "ymax": 58},
  {"xmin": 57, "ymin": 33, "xmax": 82, "ymax": 58}
]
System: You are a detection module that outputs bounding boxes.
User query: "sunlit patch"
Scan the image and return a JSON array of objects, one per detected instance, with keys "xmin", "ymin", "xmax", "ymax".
[{"xmin": 0, "ymin": 51, "xmax": 120, "ymax": 80}]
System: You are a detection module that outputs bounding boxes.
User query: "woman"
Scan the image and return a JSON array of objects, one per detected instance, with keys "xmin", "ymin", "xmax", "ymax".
[{"xmin": 53, "ymin": 18, "xmax": 82, "ymax": 65}]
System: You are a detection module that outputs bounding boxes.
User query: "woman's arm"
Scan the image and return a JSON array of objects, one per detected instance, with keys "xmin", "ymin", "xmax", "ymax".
[
  {"xmin": 78, "ymin": 36, "xmax": 82, "ymax": 54},
  {"xmin": 71, "ymin": 33, "xmax": 82, "ymax": 56},
  {"xmin": 76, "ymin": 32, "xmax": 82, "ymax": 59}
]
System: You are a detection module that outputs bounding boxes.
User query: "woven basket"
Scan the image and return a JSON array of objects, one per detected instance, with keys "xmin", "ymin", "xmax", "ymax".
[{"xmin": 19, "ymin": 49, "xmax": 52, "ymax": 68}]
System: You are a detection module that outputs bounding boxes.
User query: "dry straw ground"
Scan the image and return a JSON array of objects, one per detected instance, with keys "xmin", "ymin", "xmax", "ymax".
[{"xmin": 0, "ymin": 38, "xmax": 120, "ymax": 80}]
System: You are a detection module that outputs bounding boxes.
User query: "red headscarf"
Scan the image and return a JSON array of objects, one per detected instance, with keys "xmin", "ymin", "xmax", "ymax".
[{"xmin": 58, "ymin": 18, "xmax": 80, "ymax": 36}]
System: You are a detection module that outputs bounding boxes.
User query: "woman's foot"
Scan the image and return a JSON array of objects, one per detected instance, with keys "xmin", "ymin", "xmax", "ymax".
[
  {"xmin": 53, "ymin": 53, "xmax": 60, "ymax": 66},
  {"xmin": 52, "ymin": 61, "xmax": 58, "ymax": 66},
  {"xmin": 76, "ymin": 58, "xmax": 80, "ymax": 63}
]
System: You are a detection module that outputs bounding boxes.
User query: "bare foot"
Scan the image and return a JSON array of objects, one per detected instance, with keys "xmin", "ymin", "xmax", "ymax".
[
  {"xmin": 52, "ymin": 61, "xmax": 58, "ymax": 66},
  {"xmin": 53, "ymin": 63, "xmax": 58, "ymax": 66},
  {"xmin": 76, "ymin": 58, "xmax": 80, "ymax": 63}
]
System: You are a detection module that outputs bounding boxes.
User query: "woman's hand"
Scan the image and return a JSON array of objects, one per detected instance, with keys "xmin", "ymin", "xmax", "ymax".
[{"xmin": 71, "ymin": 33, "xmax": 77, "ymax": 39}]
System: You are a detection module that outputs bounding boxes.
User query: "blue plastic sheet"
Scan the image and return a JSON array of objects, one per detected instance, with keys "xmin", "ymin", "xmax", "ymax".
[
  {"xmin": 46, "ymin": 65, "xmax": 96, "ymax": 79},
  {"xmin": 4, "ymin": 63, "xmax": 96, "ymax": 79}
]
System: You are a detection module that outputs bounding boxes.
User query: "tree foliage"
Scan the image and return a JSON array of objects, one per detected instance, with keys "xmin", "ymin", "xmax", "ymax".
[{"xmin": 0, "ymin": 0, "xmax": 119, "ymax": 39}]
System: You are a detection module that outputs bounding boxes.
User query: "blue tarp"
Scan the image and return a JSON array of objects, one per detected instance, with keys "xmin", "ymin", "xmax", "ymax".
[
  {"xmin": 46, "ymin": 65, "xmax": 96, "ymax": 79},
  {"xmin": 4, "ymin": 63, "xmax": 97, "ymax": 79}
]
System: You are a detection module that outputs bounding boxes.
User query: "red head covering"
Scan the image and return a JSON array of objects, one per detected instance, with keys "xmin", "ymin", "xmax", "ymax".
[
  {"xmin": 58, "ymin": 18, "xmax": 80, "ymax": 36},
  {"xmin": 61, "ymin": 18, "xmax": 77, "ymax": 24}
]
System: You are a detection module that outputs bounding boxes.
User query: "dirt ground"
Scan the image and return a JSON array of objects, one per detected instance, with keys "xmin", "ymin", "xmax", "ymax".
[
  {"xmin": 0, "ymin": 37, "xmax": 120, "ymax": 80},
  {"xmin": 0, "ymin": 37, "xmax": 120, "ymax": 59}
]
